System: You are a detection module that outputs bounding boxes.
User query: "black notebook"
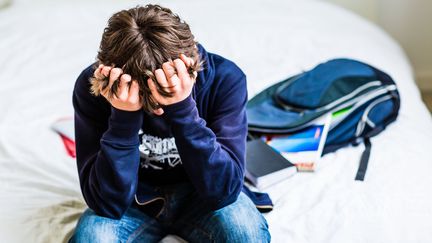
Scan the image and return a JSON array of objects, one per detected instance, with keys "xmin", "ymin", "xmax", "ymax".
[{"xmin": 245, "ymin": 139, "xmax": 297, "ymax": 189}]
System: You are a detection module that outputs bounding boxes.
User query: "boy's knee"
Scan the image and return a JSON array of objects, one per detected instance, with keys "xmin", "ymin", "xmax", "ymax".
[
  {"xmin": 211, "ymin": 193, "xmax": 271, "ymax": 242},
  {"xmin": 69, "ymin": 209, "xmax": 118, "ymax": 243},
  {"xmin": 220, "ymin": 218, "xmax": 270, "ymax": 242}
]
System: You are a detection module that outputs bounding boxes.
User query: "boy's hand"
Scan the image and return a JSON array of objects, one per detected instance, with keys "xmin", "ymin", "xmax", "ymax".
[
  {"xmin": 147, "ymin": 54, "xmax": 197, "ymax": 115},
  {"xmin": 94, "ymin": 64, "xmax": 144, "ymax": 112}
]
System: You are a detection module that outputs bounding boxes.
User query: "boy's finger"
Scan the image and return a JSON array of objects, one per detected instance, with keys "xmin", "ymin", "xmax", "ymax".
[
  {"xmin": 155, "ymin": 69, "xmax": 170, "ymax": 88},
  {"xmin": 102, "ymin": 66, "xmax": 112, "ymax": 78},
  {"xmin": 180, "ymin": 54, "xmax": 194, "ymax": 67},
  {"xmin": 162, "ymin": 61, "xmax": 177, "ymax": 84},
  {"xmin": 128, "ymin": 80, "xmax": 140, "ymax": 102},
  {"xmin": 118, "ymin": 74, "xmax": 131, "ymax": 100},
  {"xmin": 94, "ymin": 64, "xmax": 105, "ymax": 80},
  {"xmin": 147, "ymin": 78, "xmax": 164, "ymax": 104},
  {"xmin": 120, "ymin": 73, "xmax": 132, "ymax": 82},
  {"xmin": 109, "ymin": 68, "xmax": 123, "ymax": 90},
  {"xmin": 119, "ymin": 74, "xmax": 132, "ymax": 89},
  {"xmin": 162, "ymin": 61, "xmax": 176, "ymax": 75},
  {"xmin": 173, "ymin": 58, "xmax": 189, "ymax": 84}
]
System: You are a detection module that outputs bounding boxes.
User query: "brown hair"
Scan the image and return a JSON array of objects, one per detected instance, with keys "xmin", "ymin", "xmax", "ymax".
[{"xmin": 90, "ymin": 4, "xmax": 202, "ymax": 112}]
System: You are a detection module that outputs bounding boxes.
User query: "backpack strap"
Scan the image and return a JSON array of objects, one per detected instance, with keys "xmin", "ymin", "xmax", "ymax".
[{"xmin": 355, "ymin": 137, "xmax": 371, "ymax": 181}]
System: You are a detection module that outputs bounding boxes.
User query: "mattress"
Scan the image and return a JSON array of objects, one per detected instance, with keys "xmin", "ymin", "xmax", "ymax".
[{"xmin": 0, "ymin": 0, "xmax": 431, "ymax": 242}]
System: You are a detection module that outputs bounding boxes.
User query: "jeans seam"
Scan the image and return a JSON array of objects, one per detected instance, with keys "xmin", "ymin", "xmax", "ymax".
[{"xmin": 125, "ymin": 219, "xmax": 159, "ymax": 243}]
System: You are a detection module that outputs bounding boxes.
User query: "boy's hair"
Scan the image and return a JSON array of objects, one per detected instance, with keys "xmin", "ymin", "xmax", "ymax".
[{"xmin": 90, "ymin": 4, "xmax": 202, "ymax": 112}]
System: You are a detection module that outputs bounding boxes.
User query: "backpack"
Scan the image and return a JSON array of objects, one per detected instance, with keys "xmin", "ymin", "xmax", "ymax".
[{"xmin": 246, "ymin": 58, "xmax": 400, "ymax": 181}]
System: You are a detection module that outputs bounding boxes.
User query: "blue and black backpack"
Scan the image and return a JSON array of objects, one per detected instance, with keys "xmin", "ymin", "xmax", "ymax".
[{"xmin": 246, "ymin": 58, "xmax": 400, "ymax": 181}]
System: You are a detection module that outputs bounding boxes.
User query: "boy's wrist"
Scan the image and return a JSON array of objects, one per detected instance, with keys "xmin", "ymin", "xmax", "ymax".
[
  {"xmin": 162, "ymin": 94, "xmax": 196, "ymax": 119},
  {"xmin": 108, "ymin": 106, "xmax": 143, "ymax": 137}
]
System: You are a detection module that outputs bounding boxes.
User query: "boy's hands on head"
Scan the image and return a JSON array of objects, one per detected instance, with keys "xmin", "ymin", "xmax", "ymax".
[
  {"xmin": 94, "ymin": 64, "xmax": 147, "ymax": 112},
  {"xmin": 148, "ymin": 54, "xmax": 197, "ymax": 115},
  {"xmin": 93, "ymin": 54, "xmax": 195, "ymax": 116}
]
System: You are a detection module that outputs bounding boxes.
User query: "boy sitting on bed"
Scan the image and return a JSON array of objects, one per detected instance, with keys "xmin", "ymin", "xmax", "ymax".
[{"xmin": 70, "ymin": 4, "xmax": 270, "ymax": 242}]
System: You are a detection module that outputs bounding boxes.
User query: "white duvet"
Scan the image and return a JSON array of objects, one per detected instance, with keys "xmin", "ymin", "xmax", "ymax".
[{"xmin": 0, "ymin": 0, "xmax": 431, "ymax": 242}]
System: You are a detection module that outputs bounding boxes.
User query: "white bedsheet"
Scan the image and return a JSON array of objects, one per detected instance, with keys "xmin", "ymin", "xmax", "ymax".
[{"xmin": 1, "ymin": 0, "xmax": 431, "ymax": 242}]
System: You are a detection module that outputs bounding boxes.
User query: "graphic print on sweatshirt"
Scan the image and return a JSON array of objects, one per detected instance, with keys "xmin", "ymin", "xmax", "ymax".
[{"xmin": 138, "ymin": 130, "xmax": 182, "ymax": 170}]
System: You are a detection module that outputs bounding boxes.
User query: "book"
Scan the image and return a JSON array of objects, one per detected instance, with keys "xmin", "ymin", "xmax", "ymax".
[
  {"xmin": 245, "ymin": 139, "xmax": 297, "ymax": 190},
  {"xmin": 262, "ymin": 114, "xmax": 331, "ymax": 172}
]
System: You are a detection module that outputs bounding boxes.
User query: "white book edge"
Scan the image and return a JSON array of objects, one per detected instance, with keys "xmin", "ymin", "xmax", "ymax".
[
  {"xmin": 256, "ymin": 165, "xmax": 297, "ymax": 190},
  {"xmin": 316, "ymin": 114, "xmax": 332, "ymax": 161}
]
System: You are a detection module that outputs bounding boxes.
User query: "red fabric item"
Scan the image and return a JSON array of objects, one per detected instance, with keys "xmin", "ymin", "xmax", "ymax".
[{"xmin": 59, "ymin": 134, "xmax": 76, "ymax": 158}]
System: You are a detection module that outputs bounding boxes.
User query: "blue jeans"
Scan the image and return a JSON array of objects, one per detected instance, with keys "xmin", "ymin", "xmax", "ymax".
[{"xmin": 70, "ymin": 182, "xmax": 270, "ymax": 242}]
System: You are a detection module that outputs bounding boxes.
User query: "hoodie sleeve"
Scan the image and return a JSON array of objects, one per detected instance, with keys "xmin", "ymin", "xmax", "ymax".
[
  {"xmin": 162, "ymin": 60, "xmax": 248, "ymax": 211},
  {"xmin": 72, "ymin": 65, "xmax": 143, "ymax": 219}
]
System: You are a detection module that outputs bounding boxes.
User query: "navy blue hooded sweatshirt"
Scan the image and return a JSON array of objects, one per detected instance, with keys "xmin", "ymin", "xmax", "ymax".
[{"xmin": 73, "ymin": 44, "xmax": 272, "ymax": 219}]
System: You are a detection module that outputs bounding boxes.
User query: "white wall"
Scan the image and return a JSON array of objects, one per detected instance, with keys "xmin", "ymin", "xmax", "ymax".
[
  {"xmin": 378, "ymin": 0, "xmax": 432, "ymax": 91},
  {"xmin": 321, "ymin": 0, "xmax": 432, "ymax": 91},
  {"xmin": 322, "ymin": 0, "xmax": 378, "ymax": 22}
]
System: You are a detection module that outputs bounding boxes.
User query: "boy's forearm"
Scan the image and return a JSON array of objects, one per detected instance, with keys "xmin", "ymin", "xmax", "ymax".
[
  {"xmin": 73, "ymin": 67, "xmax": 143, "ymax": 219},
  {"xmin": 163, "ymin": 91, "xmax": 247, "ymax": 210}
]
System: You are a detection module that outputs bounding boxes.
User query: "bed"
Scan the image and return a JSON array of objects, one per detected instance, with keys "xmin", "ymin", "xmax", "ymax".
[{"xmin": 1, "ymin": 0, "xmax": 431, "ymax": 242}]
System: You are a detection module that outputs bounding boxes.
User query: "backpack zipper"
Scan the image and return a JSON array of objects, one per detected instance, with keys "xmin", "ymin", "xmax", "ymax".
[{"xmin": 355, "ymin": 94, "xmax": 394, "ymax": 137}]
